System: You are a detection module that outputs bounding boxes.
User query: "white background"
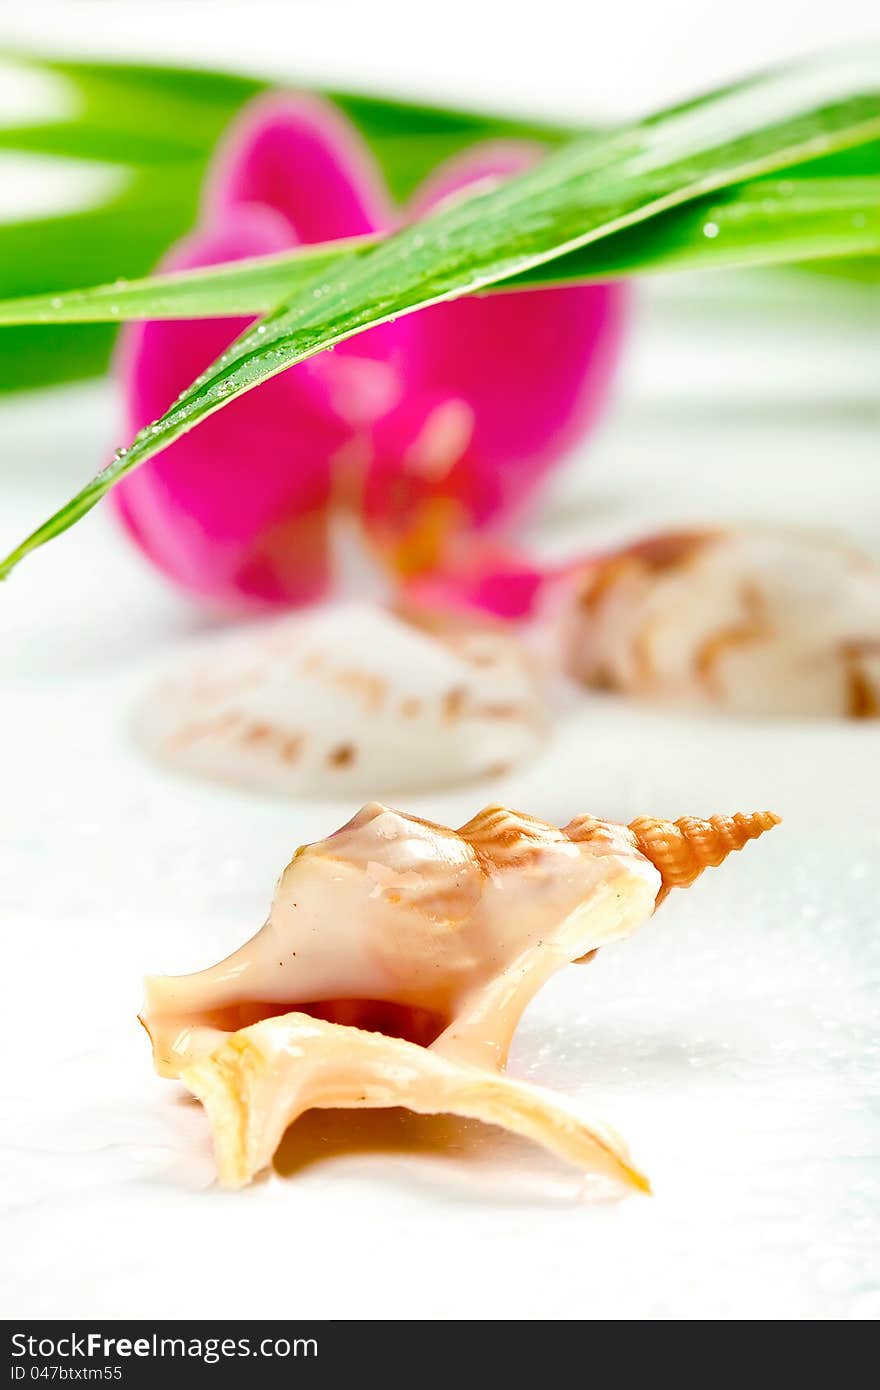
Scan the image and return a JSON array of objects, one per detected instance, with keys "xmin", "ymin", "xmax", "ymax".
[
  {"xmin": 1, "ymin": 1, "xmax": 879, "ymax": 121},
  {"xmin": 1, "ymin": 0, "xmax": 879, "ymax": 1322}
]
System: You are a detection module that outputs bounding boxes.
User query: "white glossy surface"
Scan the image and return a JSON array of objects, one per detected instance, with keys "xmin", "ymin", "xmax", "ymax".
[{"xmin": 2, "ymin": 274, "xmax": 878, "ymax": 1319}]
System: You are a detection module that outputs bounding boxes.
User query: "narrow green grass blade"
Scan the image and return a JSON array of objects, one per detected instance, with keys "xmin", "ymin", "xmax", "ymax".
[
  {"xmin": 805, "ymin": 253, "xmax": 880, "ymax": 280},
  {"xmin": 3, "ymin": 51, "xmax": 880, "ymax": 581},
  {"xmin": 1, "ymin": 50, "xmax": 573, "ymax": 195},
  {"xmin": 0, "ymin": 164, "xmax": 204, "ymax": 391},
  {"xmin": 0, "ymin": 52, "xmax": 574, "ymax": 389},
  {"xmin": 0, "ymin": 122, "xmax": 215, "ymax": 165},
  {"xmin": 0, "ymin": 53, "xmax": 240, "ymax": 389},
  {"xmin": 512, "ymin": 176, "xmax": 880, "ymax": 284},
  {"xmin": 1, "ymin": 177, "xmax": 876, "ymax": 324},
  {"xmin": 0, "ymin": 237, "xmax": 372, "ymax": 324}
]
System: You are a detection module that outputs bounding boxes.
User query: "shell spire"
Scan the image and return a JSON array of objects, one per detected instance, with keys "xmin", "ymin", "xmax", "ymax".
[{"xmin": 628, "ymin": 812, "xmax": 780, "ymax": 901}]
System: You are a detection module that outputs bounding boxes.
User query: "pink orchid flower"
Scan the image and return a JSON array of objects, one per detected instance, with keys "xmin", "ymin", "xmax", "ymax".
[{"xmin": 114, "ymin": 93, "xmax": 625, "ymax": 617}]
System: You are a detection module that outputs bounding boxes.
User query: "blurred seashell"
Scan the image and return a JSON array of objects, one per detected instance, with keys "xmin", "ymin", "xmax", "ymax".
[
  {"xmin": 562, "ymin": 527, "xmax": 880, "ymax": 717},
  {"xmin": 137, "ymin": 603, "xmax": 545, "ymax": 796},
  {"xmin": 141, "ymin": 799, "xmax": 779, "ymax": 1189}
]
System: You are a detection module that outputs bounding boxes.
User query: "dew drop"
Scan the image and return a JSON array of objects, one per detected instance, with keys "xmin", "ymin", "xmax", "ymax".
[
  {"xmin": 50, "ymin": 296, "xmax": 63, "ymax": 309},
  {"xmin": 702, "ymin": 221, "xmax": 720, "ymax": 239}
]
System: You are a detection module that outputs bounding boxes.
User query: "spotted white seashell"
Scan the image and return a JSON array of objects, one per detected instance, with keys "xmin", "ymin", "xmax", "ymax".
[
  {"xmin": 141, "ymin": 801, "xmax": 779, "ymax": 1191},
  {"xmin": 137, "ymin": 603, "xmax": 546, "ymax": 796},
  {"xmin": 562, "ymin": 527, "xmax": 880, "ymax": 717}
]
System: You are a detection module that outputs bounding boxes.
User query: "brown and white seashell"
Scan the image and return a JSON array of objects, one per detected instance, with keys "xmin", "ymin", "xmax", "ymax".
[
  {"xmin": 141, "ymin": 800, "xmax": 779, "ymax": 1191},
  {"xmin": 136, "ymin": 602, "xmax": 546, "ymax": 796},
  {"xmin": 562, "ymin": 527, "xmax": 880, "ymax": 717}
]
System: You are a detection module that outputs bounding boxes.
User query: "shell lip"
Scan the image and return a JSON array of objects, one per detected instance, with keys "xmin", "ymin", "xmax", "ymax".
[{"xmin": 180, "ymin": 1009, "xmax": 654, "ymax": 1195}]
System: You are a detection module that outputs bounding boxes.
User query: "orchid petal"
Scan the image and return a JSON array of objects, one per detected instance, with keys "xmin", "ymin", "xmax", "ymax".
[{"xmin": 204, "ymin": 91, "xmax": 394, "ymax": 241}]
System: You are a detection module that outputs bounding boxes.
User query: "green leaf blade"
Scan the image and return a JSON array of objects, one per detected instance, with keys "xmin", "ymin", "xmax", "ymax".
[{"xmin": 1, "ymin": 177, "xmax": 877, "ymax": 325}]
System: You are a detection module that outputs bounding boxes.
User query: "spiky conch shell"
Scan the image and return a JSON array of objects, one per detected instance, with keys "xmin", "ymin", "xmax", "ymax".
[{"xmin": 140, "ymin": 801, "xmax": 780, "ymax": 1192}]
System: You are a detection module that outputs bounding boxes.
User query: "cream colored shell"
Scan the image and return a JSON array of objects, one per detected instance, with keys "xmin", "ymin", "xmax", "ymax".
[
  {"xmin": 136, "ymin": 602, "xmax": 546, "ymax": 797},
  {"xmin": 562, "ymin": 527, "xmax": 880, "ymax": 717}
]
